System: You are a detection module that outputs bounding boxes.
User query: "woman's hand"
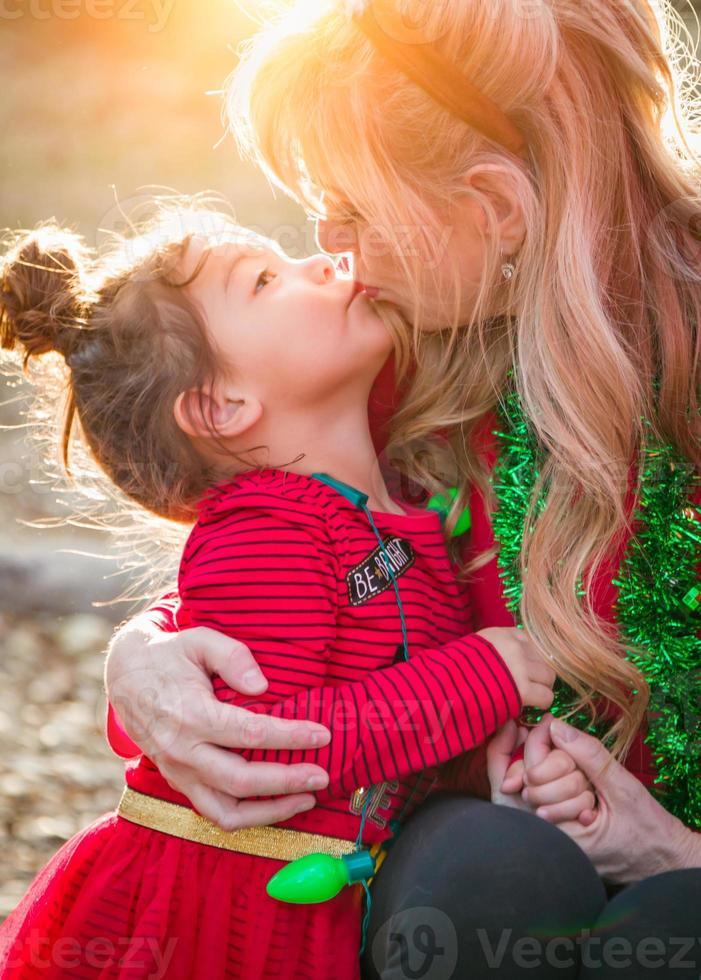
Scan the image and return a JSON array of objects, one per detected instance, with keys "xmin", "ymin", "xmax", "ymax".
[
  {"xmin": 513, "ymin": 714, "xmax": 598, "ymax": 825},
  {"xmin": 104, "ymin": 621, "xmax": 332, "ymax": 831},
  {"xmin": 545, "ymin": 717, "xmax": 701, "ymax": 884},
  {"xmin": 488, "ymin": 714, "xmax": 597, "ymax": 824}
]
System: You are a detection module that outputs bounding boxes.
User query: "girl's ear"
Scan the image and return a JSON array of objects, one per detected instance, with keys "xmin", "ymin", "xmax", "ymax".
[{"xmin": 173, "ymin": 386, "xmax": 263, "ymax": 442}]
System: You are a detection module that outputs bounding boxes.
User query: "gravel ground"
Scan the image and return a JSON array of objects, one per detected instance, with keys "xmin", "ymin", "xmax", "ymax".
[{"xmin": 0, "ymin": 611, "xmax": 126, "ymax": 924}]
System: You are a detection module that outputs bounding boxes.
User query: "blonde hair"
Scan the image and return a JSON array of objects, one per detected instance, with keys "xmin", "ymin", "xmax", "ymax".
[{"xmin": 228, "ymin": 0, "xmax": 701, "ymax": 759}]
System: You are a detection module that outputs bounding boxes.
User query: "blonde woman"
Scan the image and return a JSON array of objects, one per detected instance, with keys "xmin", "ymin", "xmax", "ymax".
[{"xmin": 104, "ymin": 0, "xmax": 701, "ymax": 976}]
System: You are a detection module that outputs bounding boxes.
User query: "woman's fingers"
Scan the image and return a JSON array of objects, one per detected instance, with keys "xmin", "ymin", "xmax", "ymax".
[
  {"xmin": 208, "ymin": 700, "xmax": 332, "ymax": 753},
  {"xmin": 523, "ymin": 713, "xmax": 553, "ymax": 774},
  {"xmin": 228, "ymin": 795, "xmax": 319, "ymax": 830},
  {"xmin": 184, "ymin": 782, "xmax": 317, "ymax": 831},
  {"xmin": 526, "ymin": 747, "xmax": 576, "ymax": 786},
  {"xmin": 533, "ymin": 790, "xmax": 597, "ymax": 825},
  {"xmin": 523, "ymin": 770, "xmax": 591, "ymax": 808},
  {"xmin": 192, "ymin": 743, "xmax": 329, "ymax": 798},
  {"xmin": 179, "ymin": 627, "xmax": 269, "ymax": 694},
  {"xmin": 171, "ymin": 630, "xmax": 333, "ymax": 752}
]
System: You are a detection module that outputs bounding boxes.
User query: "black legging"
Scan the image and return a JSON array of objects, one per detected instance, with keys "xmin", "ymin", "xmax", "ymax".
[{"xmin": 360, "ymin": 791, "xmax": 701, "ymax": 979}]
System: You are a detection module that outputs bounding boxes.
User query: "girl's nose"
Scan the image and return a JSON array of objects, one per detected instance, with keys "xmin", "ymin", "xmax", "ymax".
[{"xmin": 302, "ymin": 254, "xmax": 336, "ymax": 284}]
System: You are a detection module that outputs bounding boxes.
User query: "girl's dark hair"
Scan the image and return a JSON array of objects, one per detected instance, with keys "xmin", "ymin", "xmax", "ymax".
[{"xmin": 0, "ymin": 211, "xmax": 223, "ymax": 522}]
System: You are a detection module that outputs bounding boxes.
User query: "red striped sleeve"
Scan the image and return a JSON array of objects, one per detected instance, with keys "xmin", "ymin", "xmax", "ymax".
[
  {"xmin": 144, "ymin": 593, "xmax": 180, "ymax": 632},
  {"xmin": 238, "ymin": 634, "xmax": 522, "ymax": 795},
  {"xmin": 175, "ymin": 504, "xmax": 522, "ymax": 795}
]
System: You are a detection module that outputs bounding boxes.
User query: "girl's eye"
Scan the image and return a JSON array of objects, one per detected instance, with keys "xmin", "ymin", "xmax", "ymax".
[{"xmin": 254, "ymin": 268, "xmax": 277, "ymax": 293}]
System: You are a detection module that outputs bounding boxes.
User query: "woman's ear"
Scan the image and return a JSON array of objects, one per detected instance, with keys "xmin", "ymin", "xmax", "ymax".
[
  {"xmin": 173, "ymin": 386, "xmax": 263, "ymax": 442},
  {"xmin": 461, "ymin": 163, "xmax": 526, "ymax": 254}
]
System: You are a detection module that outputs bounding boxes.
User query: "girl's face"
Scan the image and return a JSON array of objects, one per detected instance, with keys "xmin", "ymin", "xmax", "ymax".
[{"xmin": 183, "ymin": 233, "xmax": 393, "ymax": 410}]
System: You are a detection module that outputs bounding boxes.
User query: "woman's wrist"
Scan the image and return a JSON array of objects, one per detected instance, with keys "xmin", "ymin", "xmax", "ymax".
[
  {"xmin": 104, "ymin": 615, "xmax": 162, "ymax": 694},
  {"xmin": 675, "ymin": 827, "xmax": 701, "ymax": 871},
  {"xmin": 652, "ymin": 820, "xmax": 701, "ymax": 876}
]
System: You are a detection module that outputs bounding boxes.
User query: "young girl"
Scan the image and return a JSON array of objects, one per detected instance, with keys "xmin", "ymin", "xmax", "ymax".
[{"xmin": 0, "ymin": 206, "xmax": 557, "ymax": 978}]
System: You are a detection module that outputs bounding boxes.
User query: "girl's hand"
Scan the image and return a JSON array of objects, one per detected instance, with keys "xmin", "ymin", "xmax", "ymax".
[
  {"xmin": 547, "ymin": 717, "xmax": 700, "ymax": 884},
  {"xmin": 104, "ymin": 621, "xmax": 331, "ymax": 830},
  {"xmin": 486, "ymin": 719, "xmax": 532, "ymax": 811},
  {"xmin": 476, "ymin": 627, "xmax": 557, "ymax": 710}
]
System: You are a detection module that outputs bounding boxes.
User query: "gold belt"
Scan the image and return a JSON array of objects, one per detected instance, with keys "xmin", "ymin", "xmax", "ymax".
[{"xmin": 117, "ymin": 786, "xmax": 374, "ymax": 863}]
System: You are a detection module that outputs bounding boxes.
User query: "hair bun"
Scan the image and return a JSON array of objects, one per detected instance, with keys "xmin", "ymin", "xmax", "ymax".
[{"xmin": 0, "ymin": 224, "xmax": 91, "ymax": 366}]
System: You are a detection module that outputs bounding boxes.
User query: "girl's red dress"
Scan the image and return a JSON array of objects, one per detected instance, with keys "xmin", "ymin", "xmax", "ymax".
[
  {"xmin": 0, "ymin": 438, "xmax": 522, "ymax": 979},
  {"xmin": 1, "ymin": 356, "xmax": 698, "ymax": 979}
]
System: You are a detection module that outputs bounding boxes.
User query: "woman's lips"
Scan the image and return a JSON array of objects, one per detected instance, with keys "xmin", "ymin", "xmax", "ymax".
[{"xmin": 347, "ymin": 281, "xmax": 381, "ymax": 310}]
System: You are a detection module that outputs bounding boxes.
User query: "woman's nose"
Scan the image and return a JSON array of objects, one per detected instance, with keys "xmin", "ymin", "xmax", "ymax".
[{"xmin": 315, "ymin": 217, "xmax": 359, "ymax": 256}]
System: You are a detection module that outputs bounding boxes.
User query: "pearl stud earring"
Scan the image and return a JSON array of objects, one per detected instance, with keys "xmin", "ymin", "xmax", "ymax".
[{"xmin": 501, "ymin": 251, "xmax": 516, "ymax": 282}]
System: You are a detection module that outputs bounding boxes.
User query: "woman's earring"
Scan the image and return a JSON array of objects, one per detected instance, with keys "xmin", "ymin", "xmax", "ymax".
[{"xmin": 501, "ymin": 251, "xmax": 516, "ymax": 282}]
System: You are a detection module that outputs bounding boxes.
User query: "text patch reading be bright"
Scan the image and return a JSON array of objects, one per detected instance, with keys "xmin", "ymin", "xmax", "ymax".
[{"xmin": 346, "ymin": 537, "xmax": 415, "ymax": 606}]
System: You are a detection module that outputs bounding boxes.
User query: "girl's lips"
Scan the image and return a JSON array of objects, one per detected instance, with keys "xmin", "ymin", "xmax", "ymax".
[
  {"xmin": 354, "ymin": 281, "xmax": 380, "ymax": 299},
  {"xmin": 347, "ymin": 280, "xmax": 365, "ymax": 309}
]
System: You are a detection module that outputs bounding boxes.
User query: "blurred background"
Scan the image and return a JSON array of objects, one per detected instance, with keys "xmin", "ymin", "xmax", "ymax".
[
  {"xmin": 0, "ymin": 0, "xmax": 310, "ymax": 921},
  {"xmin": 0, "ymin": 0, "xmax": 700, "ymax": 923}
]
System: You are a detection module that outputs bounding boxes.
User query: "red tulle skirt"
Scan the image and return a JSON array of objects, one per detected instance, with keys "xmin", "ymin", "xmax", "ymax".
[{"xmin": 0, "ymin": 809, "xmax": 365, "ymax": 979}]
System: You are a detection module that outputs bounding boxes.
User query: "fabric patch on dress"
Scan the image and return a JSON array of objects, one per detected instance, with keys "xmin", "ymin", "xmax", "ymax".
[
  {"xmin": 346, "ymin": 537, "xmax": 415, "ymax": 606},
  {"xmin": 349, "ymin": 781, "xmax": 400, "ymax": 828}
]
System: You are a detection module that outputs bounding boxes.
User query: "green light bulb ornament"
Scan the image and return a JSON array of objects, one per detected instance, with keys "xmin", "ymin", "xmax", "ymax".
[
  {"xmin": 426, "ymin": 487, "xmax": 472, "ymax": 538},
  {"xmin": 266, "ymin": 849, "xmax": 377, "ymax": 904}
]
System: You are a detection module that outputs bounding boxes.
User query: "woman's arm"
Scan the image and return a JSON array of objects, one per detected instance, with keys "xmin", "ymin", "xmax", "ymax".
[
  {"xmin": 104, "ymin": 604, "xmax": 336, "ymax": 830},
  {"xmin": 104, "ymin": 599, "xmax": 314, "ymax": 758},
  {"xmin": 682, "ymin": 831, "xmax": 701, "ymax": 869}
]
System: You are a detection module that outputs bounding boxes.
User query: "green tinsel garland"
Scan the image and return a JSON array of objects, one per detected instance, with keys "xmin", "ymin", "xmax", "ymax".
[{"xmin": 491, "ymin": 386, "xmax": 701, "ymax": 829}]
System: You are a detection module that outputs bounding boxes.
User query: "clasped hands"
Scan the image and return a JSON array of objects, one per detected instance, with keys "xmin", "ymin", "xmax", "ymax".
[
  {"xmin": 488, "ymin": 713, "xmax": 598, "ymax": 827},
  {"xmin": 487, "ymin": 713, "xmax": 699, "ymax": 884}
]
